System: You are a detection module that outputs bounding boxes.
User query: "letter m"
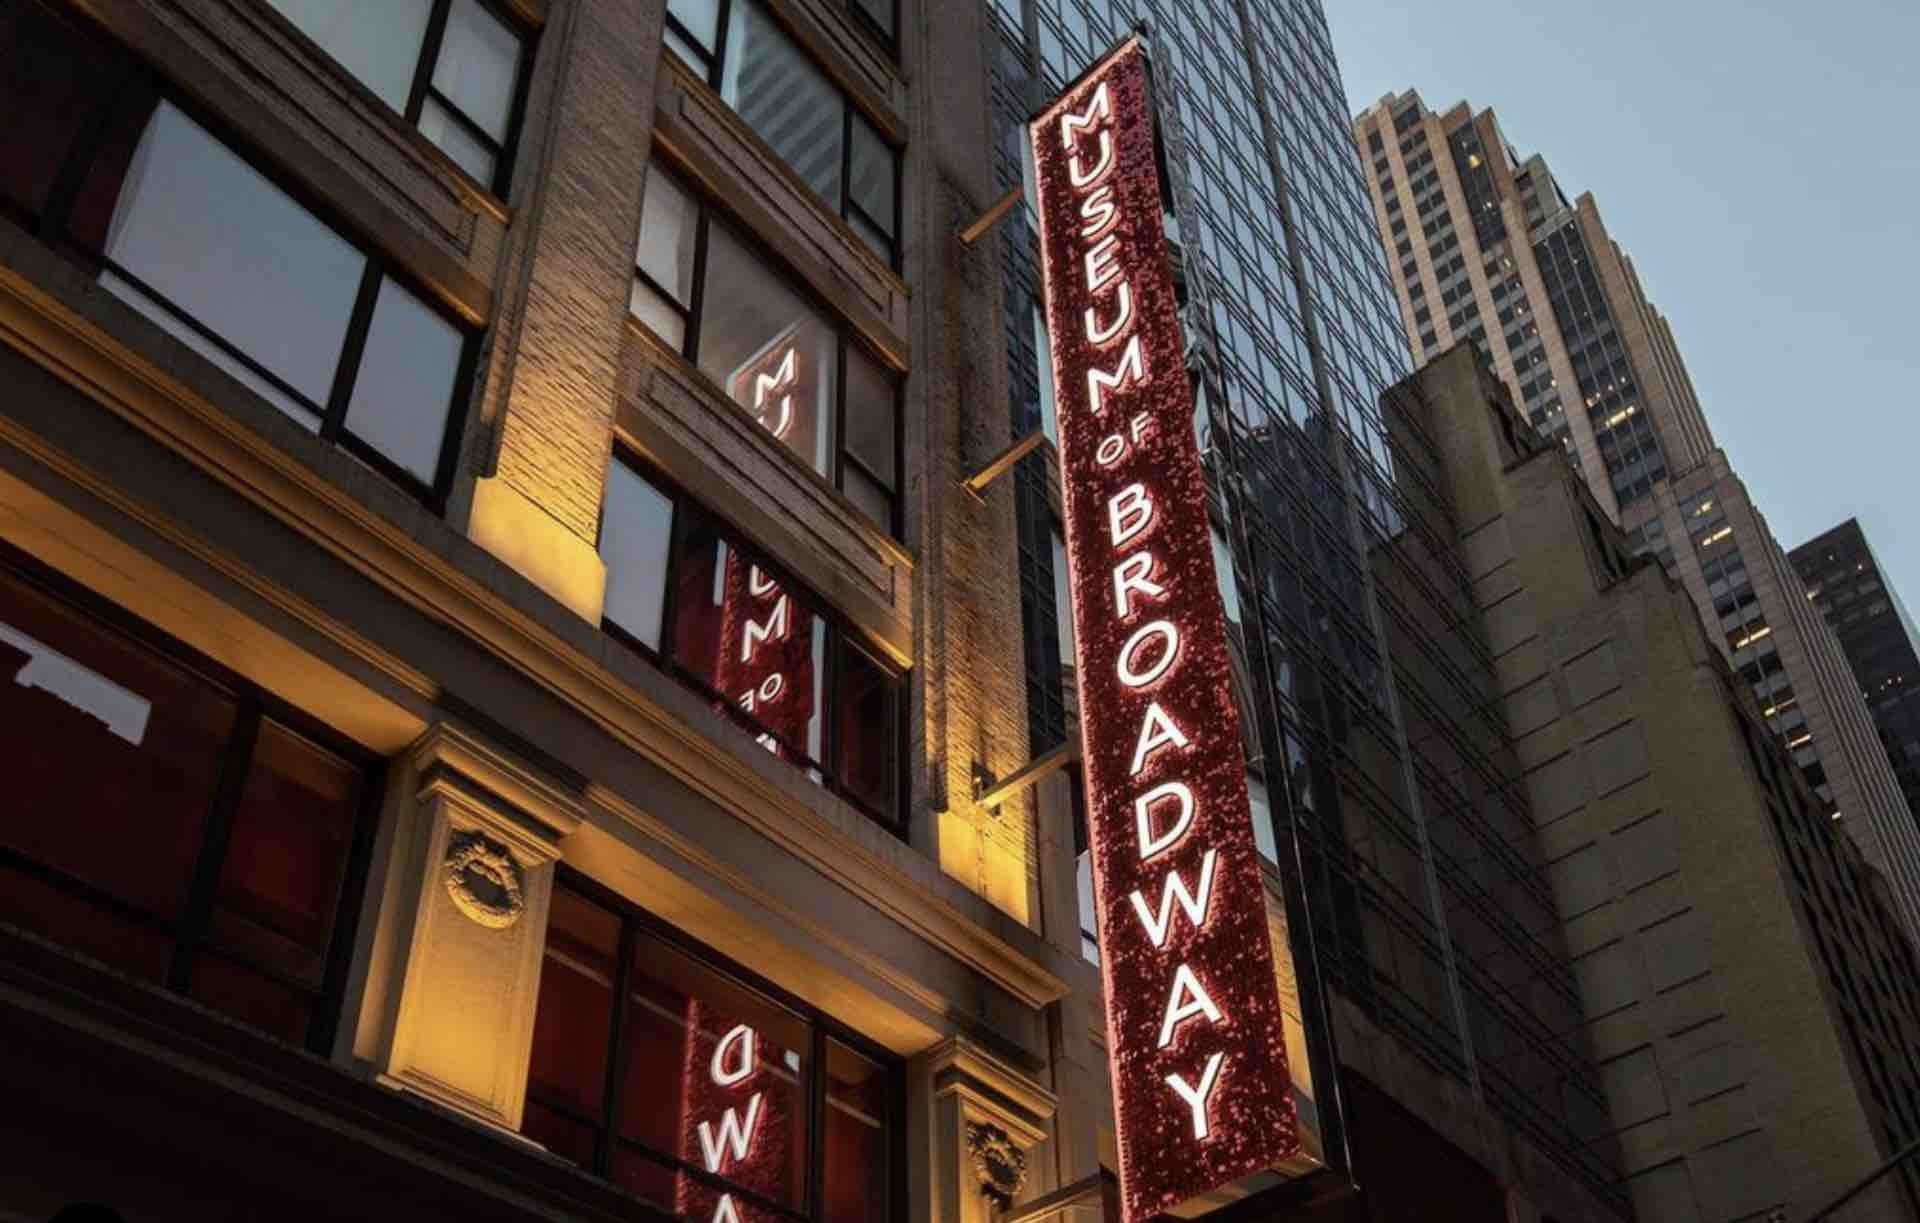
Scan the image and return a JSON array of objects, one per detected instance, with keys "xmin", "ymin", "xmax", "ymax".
[
  {"xmin": 1058, "ymin": 80, "xmax": 1112, "ymax": 151},
  {"xmin": 1087, "ymin": 334, "xmax": 1145, "ymax": 415}
]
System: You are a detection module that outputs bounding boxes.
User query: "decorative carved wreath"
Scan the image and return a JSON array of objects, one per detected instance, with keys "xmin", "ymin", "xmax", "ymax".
[
  {"xmin": 444, "ymin": 831, "xmax": 525, "ymax": 929},
  {"xmin": 965, "ymin": 1121, "xmax": 1028, "ymax": 1209}
]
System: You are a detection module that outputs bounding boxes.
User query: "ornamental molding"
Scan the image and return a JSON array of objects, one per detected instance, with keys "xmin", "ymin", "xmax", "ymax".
[
  {"xmin": 443, "ymin": 830, "xmax": 525, "ymax": 929},
  {"xmin": 966, "ymin": 1121, "xmax": 1028, "ymax": 1209}
]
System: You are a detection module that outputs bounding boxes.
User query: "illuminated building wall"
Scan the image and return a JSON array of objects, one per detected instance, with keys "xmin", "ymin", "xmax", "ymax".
[
  {"xmin": 991, "ymin": 1, "xmax": 1623, "ymax": 1218},
  {"xmin": 1355, "ymin": 92, "xmax": 1920, "ymax": 945}
]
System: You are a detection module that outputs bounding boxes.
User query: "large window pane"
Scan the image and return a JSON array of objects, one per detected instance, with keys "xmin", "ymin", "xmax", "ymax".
[
  {"xmin": 622, "ymin": 932, "xmax": 810, "ymax": 1213},
  {"xmin": 835, "ymin": 640, "xmax": 896, "ymax": 821},
  {"xmin": 601, "ymin": 462, "xmax": 676, "ymax": 650},
  {"xmin": 848, "ymin": 115, "xmax": 894, "ymax": 239},
  {"xmin": 0, "ymin": 2, "xmax": 124, "ymax": 221},
  {"xmin": 345, "ymin": 276, "xmax": 464, "ymax": 485},
  {"xmin": 669, "ymin": 521, "xmax": 823, "ymax": 763},
  {"xmin": 102, "ymin": 103, "xmax": 367, "ymax": 412},
  {"xmin": 636, "ymin": 166, "xmax": 698, "ymax": 309},
  {"xmin": 844, "ymin": 346, "xmax": 896, "ymax": 489},
  {"xmin": 433, "ymin": 0, "xmax": 521, "ymax": 143},
  {"xmin": 667, "ymin": 0, "xmax": 722, "ymax": 55},
  {"xmin": 212, "ymin": 720, "xmax": 361, "ymax": 988},
  {"xmin": 529, "ymin": 886, "xmax": 620, "ymax": 1119},
  {"xmin": 266, "ymin": 0, "xmax": 432, "ymax": 112},
  {"xmin": 722, "ymin": 3, "xmax": 842, "ymax": 209},
  {"xmin": 698, "ymin": 224, "xmax": 837, "ymax": 475},
  {"xmin": 417, "ymin": 96, "xmax": 496, "ymax": 183},
  {"xmin": 824, "ymin": 1040, "xmax": 889, "ymax": 1223},
  {"xmin": 0, "ymin": 566, "xmax": 234, "ymax": 923}
]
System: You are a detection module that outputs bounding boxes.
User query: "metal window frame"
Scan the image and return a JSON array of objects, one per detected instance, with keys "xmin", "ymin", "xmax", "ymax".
[
  {"xmin": 529, "ymin": 867, "xmax": 909, "ymax": 1223},
  {"xmin": 0, "ymin": 542, "xmax": 386, "ymax": 1056}
]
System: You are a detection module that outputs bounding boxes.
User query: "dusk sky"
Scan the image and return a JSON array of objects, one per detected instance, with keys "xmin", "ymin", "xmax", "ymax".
[{"xmin": 1324, "ymin": 0, "xmax": 1920, "ymax": 598}]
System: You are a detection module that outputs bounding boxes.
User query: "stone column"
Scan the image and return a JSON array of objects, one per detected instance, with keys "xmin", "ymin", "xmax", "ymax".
[
  {"xmin": 373, "ymin": 724, "xmax": 584, "ymax": 1131},
  {"xmin": 459, "ymin": 0, "xmax": 667, "ymax": 623},
  {"xmin": 920, "ymin": 1038, "xmax": 1056, "ymax": 1223}
]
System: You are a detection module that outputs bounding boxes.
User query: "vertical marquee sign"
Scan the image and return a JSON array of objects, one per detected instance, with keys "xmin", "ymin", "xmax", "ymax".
[{"xmin": 1029, "ymin": 37, "xmax": 1300, "ymax": 1221}]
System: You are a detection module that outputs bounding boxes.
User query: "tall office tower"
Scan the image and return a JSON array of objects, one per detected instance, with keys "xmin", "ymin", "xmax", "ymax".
[
  {"xmin": 1353, "ymin": 91, "xmax": 1920, "ymax": 946},
  {"xmin": 993, "ymin": 5, "xmax": 1628, "ymax": 1220},
  {"xmin": 1412, "ymin": 345, "xmax": 1920, "ymax": 1222},
  {"xmin": 1794, "ymin": 520, "xmax": 1920, "ymax": 836}
]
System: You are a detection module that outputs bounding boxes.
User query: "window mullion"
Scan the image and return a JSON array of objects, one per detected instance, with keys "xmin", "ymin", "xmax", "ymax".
[
  {"xmin": 407, "ymin": 0, "xmax": 455, "ymax": 125},
  {"xmin": 166, "ymin": 695, "xmax": 264, "ymax": 994},
  {"xmin": 806, "ymin": 1024, "xmax": 827, "ymax": 1223},
  {"xmin": 711, "ymin": 0, "xmax": 736, "ymax": 89},
  {"xmin": 598, "ymin": 914, "xmax": 639, "ymax": 1174},
  {"xmin": 686, "ymin": 210, "xmax": 712, "ymax": 360},
  {"xmin": 325, "ymin": 264, "xmax": 386, "ymax": 440}
]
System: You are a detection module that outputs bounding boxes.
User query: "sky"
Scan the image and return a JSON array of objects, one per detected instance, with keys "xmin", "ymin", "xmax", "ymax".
[{"xmin": 1322, "ymin": 0, "xmax": 1920, "ymax": 593}]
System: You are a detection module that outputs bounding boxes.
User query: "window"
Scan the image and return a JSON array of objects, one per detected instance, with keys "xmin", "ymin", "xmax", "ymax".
[
  {"xmin": 632, "ymin": 163, "xmax": 900, "ymax": 534},
  {"xmin": 0, "ymin": 550, "xmax": 378, "ymax": 1051},
  {"xmin": 526, "ymin": 874, "xmax": 901, "ymax": 1223},
  {"xmin": 599, "ymin": 459, "xmax": 904, "ymax": 829},
  {"xmin": 0, "ymin": 3, "xmax": 473, "ymax": 503},
  {"xmin": 264, "ymin": 0, "xmax": 529, "ymax": 192},
  {"xmin": 663, "ymin": 0, "xmax": 900, "ymax": 265}
]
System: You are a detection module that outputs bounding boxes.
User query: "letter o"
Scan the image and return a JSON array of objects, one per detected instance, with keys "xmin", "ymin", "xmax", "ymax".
[
  {"xmin": 758, "ymin": 674, "xmax": 785, "ymax": 704},
  {"xmin": 1096, "ymin": 434, "xmax": 1128, "ymax": 467},
  {"xmin": 1117, "ymin": 620, "xmax": 1180, "ymax": 688}
]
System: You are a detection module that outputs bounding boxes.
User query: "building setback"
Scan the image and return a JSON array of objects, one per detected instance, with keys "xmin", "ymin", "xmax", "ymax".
[
  {"xmin": 0, "ymin": 3, "xmax": 1637, "ymax": 1223},
  {"xmin": 1793, "ymin": 519, "xmax": 1920, "ymax": 840},
  {"xmin": 1406, "ymin": 344, "xmax": 1920, "ymax": 1222},
  {"xmin": 1352, "ymin": 91, "xmax": 1920, "ymax": 948}
]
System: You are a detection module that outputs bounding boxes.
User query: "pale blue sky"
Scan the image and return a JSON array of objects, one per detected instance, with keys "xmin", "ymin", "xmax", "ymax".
[{"xmin": 1324, "ymin": 0, "xmax": 1920, "ymax": 595}]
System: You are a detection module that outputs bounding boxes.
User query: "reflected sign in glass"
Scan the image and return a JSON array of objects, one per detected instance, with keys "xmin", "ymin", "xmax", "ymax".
[{"xmin": 1028, "ymin": 37, "xmax": 1302, "ymax": 1221}]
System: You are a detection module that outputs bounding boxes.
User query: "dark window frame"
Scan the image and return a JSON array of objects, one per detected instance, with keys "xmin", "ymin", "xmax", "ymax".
[
  {"xmin": 530, "ymin": 866, "xmax": 909, "ymax": 1223},
  {"xmin": 0, "ymin": 541, "xmax": 385, "ymax": 1056},
  {"xmin": 599, "ymin": 450, "xmax": 908, "ymax": 833},
  {"xmin": 632, "ymin": 162, "xmax": 903, "ymax": 539},
  {"xmin": 660, "ymin": 0, "xmax": 903, "ymax": 270},
  {"xmin": 1, "ymin": 6, "xmax": 479, "ymax": 511},
  {"xmin": 253, "ymin": 0, "xmax": 536, "ymax": 197}
]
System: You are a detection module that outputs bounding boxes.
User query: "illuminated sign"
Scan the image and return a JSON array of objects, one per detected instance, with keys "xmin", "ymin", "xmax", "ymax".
[
  {"xmin": 1029, "ymin": 37, "xmax": 1300, "ymax": 1221},
  {"xmin": 678, "ymin": 1010, "xmax": 794, "ymax": 1223},
  {"xmin": 715, "ymin": 548, "xmax": 815, "ymax": 758}
]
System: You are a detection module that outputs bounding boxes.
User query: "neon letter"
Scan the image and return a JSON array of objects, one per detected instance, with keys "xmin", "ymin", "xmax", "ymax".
[
  {"xmin": 1108, "ymin": 483, "xmax": 1154, "ymax": 548},
  {"xmin": 753, "ymin": 347, "xmax": 797, "ymax": 439},
  {"xmin": 697, "ymin": 1093, "xmax": 763, "ymax": 1173},
  {"xmin": 1166, "ymin": 1052, "xmax": 1227, "ymax": 1140},
  {"xmin": 1086, "ymin": 334, "xmax": 1145, "ymax": 414},
  {"xmin": 1117, "ymin": 620, "xmax": 1179, "ymax": 688},
  {"xmin": 741, "ymin": 594, "xmax": 791, "ymax": 661},
  {"xmin": 713, "ymin": 1197, "xmax": 744, "ymax": 1223},
  {"xmin": 1156, "ymin": 964, "xmax": 1224, "ymax": 1049},
  {"xmin": 710, "ymin": 1024, "xmax": 756, "ymax": 1087},
  {"xmin": 1079, "ymin": 183, "xmax": 1118, "ymax": 240},
  {"xmin": 1084, "ymin": 281, "xmax": 1134, "ymax": 345},
  {"xmin": 1129, "ymin": 849, "xmax": 1218, "ymax": 948},
  {"xmin": 748, "ymin": 566, "xmax": 779, "ymax": 597},
  {"xmin": 1112, "ymin": 550, "xmax": 1165, "ymax": 619},
  {"xmin": 1134, "ymin": 780, "xmax": 1196, "ymax": 860},
  {"xmin": 1127, "ymin": 700, "xmax": 1190, "ymax": 776},
  {"xmin": 1058, "ymin": 81, "xmax": 1111, "ymax": 150},
  {"xmin": 1084, "ymin": 234, "xmax": 1122, "ymax": 295}
]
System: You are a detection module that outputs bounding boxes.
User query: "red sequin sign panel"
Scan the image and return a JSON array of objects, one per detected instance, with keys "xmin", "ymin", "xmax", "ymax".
[{"xmin": 1028, "ymin": 37, "xmax": 1299, "ymax": 1222}]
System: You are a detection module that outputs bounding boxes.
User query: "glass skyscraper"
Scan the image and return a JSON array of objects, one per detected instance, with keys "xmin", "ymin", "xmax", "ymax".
[{"xmin": 991, "ymin": 0, "xmax": 1619, "ymax": 1204}]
